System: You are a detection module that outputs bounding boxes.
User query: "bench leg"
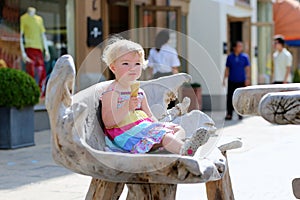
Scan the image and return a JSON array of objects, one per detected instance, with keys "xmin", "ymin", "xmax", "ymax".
[
  {"xmin": 85, "ymin": 178, "xmax": 125, "ymax": 200},
  {"xmin": 206, "ymin": 151, "xmax": 235, "ymax": 200},
  {"xmin": 126, "ymin": 183, "xmax": 177, "ymax": 200},
  {"xmin": 292, "ymin": 178, "xmax": 300, "ymax": 199}
]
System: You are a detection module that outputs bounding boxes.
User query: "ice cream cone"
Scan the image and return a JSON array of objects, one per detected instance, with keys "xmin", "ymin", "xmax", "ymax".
[{"xmin": 130, "ymin": 82, "xmax": 140, "ymax": 97}]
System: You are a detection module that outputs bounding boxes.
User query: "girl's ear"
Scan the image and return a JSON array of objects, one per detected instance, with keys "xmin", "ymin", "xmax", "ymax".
[{"xmin": 109, "ymin": 63, "xmax": 116, "ymax": 73}]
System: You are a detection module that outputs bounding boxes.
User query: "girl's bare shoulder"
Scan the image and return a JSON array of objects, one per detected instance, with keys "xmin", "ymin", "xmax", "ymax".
[{"xmin": 101, "ymin": 82, "xmax": 120, "ymax": 102}]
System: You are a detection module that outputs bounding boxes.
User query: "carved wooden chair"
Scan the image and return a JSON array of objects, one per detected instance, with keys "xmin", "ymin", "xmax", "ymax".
[
  {"xmin": 46, "ymin": 55, "xmax": 242, "ymax": 200},
  {"xmin": 233, "ymin": 84, "xmax": 300, "ymax": 199}
]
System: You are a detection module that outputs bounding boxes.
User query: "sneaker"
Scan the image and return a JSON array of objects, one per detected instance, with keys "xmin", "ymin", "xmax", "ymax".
[{"xmin": 180, "ymin": 128, "xmax": 210, "ymax": 156}]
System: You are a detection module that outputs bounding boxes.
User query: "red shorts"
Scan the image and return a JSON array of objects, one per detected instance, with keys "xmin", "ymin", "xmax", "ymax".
[{"xmin": 25, "ymin": 48, "xmax": 46, "ymax": 90}]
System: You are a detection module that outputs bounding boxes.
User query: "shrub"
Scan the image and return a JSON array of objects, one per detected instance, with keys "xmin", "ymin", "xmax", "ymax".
[
  {"xmin": 293, "ymin": 69, "xmax": 300, "ymax": 83},
  {"xmin": 0, "ymin": 68, "xmax": 40, "ymax": 109}
]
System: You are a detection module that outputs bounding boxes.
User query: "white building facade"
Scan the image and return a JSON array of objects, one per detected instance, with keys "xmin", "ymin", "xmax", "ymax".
[{"xmin": 188, "ymin": 0, "xmax": 258, "ymax": 110}]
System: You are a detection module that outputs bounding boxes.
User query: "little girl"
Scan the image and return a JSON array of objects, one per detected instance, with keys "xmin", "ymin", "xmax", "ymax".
[{"xmin": 101, "ymin": 38, "xmax": 209, "ymax": 156}]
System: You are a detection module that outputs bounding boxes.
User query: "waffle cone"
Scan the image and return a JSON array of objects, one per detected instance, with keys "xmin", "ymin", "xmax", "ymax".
[{"xmin": 130, "ymin": 82, "xmax": 140, "ymax": 97}]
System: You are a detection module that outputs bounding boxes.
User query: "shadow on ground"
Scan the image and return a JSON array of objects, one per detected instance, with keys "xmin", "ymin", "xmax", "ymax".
[
  {"xmin": 0, "ymin": 130, "xmax": 74, "ymax": 190},
  {"xmin": 0, "ymin": 110, "xmax": 245, "ymax": 190},
  {"xmin": 205, "ymin": 110, "xmax": 247, "ymax": 129}
]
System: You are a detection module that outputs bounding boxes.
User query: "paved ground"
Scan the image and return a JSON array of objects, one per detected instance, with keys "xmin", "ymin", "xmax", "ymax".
[{"xmin": 0, "ymin": 111, "xmax": 299, "ymax": 200}]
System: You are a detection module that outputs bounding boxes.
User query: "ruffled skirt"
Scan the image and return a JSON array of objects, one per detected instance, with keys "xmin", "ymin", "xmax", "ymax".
[{"xmin": 105, "ymin": 111, "xmax": 175, "ymax": 153}]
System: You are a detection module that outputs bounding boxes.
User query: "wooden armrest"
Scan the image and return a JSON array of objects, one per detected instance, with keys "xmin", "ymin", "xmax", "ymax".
[
  {"xmin": 259, "ymin": 90, "xmax": 300, "ymax": 125},
  {"xmin": 233, "ymin": 84, "xmax": 300, "ymax": 116}
]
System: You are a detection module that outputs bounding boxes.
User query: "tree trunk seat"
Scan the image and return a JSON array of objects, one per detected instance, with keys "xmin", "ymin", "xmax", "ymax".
[{"xmin": 46, "ymin": 55, "xmax": 242, "ymax": 200}]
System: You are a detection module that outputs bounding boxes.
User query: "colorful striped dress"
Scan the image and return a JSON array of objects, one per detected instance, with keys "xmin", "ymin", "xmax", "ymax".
[{"xmin": 103, "ymin": 89, "xmax": 175, "ymax": 154}]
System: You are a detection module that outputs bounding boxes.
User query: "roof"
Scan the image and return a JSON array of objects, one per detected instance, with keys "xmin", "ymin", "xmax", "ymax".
[{"xmin": 273, "ymin": 0, "xmax": 300, "ymax": 45}]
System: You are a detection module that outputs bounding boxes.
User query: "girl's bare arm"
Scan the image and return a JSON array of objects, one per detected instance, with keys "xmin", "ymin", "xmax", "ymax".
[
  {"xmin": 101, "ymin": 91, "xmax": 131, "ymax": 128},
  {"xmin": 140, "ymin": 90, "xmax": 158, "ymax": 122}
]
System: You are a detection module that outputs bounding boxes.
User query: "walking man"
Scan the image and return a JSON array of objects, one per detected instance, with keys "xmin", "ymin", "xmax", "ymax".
[{"xmin": 223, "ymin": 41, "xmax": 251, "ymax": 120}]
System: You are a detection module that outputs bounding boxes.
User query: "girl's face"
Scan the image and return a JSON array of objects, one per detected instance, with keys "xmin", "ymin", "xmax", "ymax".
[{"xmin": 110, "ymin": 51, "xmax": 143, "ymax": 83}]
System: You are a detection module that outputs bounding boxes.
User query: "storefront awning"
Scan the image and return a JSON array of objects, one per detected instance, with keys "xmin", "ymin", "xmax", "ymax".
[{"xmin": 273, "ymin": 0, "xmax": 300, "ymax": 46}]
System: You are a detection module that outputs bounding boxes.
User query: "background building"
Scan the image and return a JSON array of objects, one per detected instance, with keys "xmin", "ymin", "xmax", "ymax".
[
  {"xmin": 188, "ymin": 0, "xmax": 258, "ymax": 110},
  {"xmin": 0, "ymin": 0, "xmax": 191, "ymax": 89},
  {"xmin": 4, "ymin": 0, "xmax": 299, "ymax": 111}
]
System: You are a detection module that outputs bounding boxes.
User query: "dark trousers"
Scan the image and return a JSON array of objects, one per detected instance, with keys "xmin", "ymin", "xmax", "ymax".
[
  {"xmin": 273, "ymin": 81, "xmax": 284, "ymax": 84},
  {"xmin": 226, "ymin": 81, "xmax": 245, "ymax": 116}
]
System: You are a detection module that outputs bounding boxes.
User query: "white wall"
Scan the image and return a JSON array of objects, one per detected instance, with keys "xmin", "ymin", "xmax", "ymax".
[
  {"xmin": 251, "ymin": 0, "xmax": 258, "ymax": 85},
  {"xmin": 188, "ymin": 0, "xmax": 224, "ymax": 96},
  {"xmin": 66, "ymin": 0, "xmax": 75, "ymax": 59},
  {"xmin": 187, "ymin": 0, "xmax": 257, "ymax": 110}
]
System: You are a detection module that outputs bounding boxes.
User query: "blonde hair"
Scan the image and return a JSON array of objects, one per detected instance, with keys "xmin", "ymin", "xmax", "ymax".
[{"xmin": 102, "ymin": 37, "xmax": 148, "ymax": 69}]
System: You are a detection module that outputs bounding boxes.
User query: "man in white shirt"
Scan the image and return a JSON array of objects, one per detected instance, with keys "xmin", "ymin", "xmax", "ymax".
[
  {"xmin": 147, "ymin": 30, "xmax": 180, "ymax": 79},
  {"xmin": 272, "ymin": 35, "xmax": 293, "ymax": 84}
]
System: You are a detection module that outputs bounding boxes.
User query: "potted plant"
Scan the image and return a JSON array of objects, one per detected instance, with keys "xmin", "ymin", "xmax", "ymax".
[
  {"xmin": 180, "ymin": 82, "xmax": 202, "ymax": 111},
  {"xmin": 293, "ymin": 69, "xmax": 300, "ymax": 83},
  {"xmin": 0, "ymin": 67, "xmax": 40, "ymax": 149}
]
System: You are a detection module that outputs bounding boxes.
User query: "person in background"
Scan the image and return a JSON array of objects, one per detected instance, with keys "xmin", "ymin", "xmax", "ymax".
[
  {"xmin": 223, "ymin": 41, "xmax": 251, "ymax": 120},
  {"xmin": 272, "ymin": 35, "xmax": 293, "ymax": 84},
  {"xmin": 147, "ymin": 30, "xmax": 180, "ymax": 79},
  {"xmin": 20, "ymin": 7, "xmax": 50, "ymax": 96}
]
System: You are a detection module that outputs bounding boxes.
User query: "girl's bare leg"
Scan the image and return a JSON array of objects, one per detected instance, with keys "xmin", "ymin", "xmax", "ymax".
[
  {"xmin": 161, "ymin": 126, "xmax": 209, "ymax": 156},
  {"xmin": 173, "ymin": 126, "xmax": 185, "ymax": 141},
  {"xmin": 161, "ymin": 133, "xmax": 184, "ymax": 154}
]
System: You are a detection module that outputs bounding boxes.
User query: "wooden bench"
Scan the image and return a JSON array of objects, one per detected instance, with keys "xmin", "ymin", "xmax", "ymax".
[
  {"xmin": 46, "ymin": 55, "xmax": 242, "ymax": 200},
  {"xmin": 232, "ymin": 84, "xmax": 300, "ymax": 124},
  {"xmin": 233, "ymin": 83, "xmax": 300, "ymax": 198}
]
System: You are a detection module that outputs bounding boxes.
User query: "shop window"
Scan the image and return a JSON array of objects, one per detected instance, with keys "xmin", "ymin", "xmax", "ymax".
[
  {"xmin": 0, "ymin": 0, "xmax": 68, "ymax": 74},
  {"xmin": 0, "ymin": 0, "xmax": 21, "ymax": 69}
]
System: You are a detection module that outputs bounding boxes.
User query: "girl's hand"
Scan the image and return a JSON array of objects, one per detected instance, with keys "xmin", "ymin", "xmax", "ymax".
[{"xmin": 129, "ymin": 96, "xmax": 139, "ymax": 111}]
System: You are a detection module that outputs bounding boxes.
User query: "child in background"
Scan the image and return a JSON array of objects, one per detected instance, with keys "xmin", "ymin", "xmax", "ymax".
[{"xmin": 101, "ymin": 37, "xmax": 209, "ymax": 156}]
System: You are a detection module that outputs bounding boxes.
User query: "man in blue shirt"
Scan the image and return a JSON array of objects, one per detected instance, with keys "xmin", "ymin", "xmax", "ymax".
[{"xmin": 223, "ymin": 41, "xmax": 251, "ymax": 120}]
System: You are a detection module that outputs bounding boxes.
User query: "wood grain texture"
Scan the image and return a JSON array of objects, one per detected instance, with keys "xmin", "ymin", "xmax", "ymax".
[
  {"xmin": 233, "ymin": 84, "xmax": 300, "ymax": 115},
  {"xmin": 259, "ymin": 90, "xmax": 300, "ymax": 125},
  {"xmin": 85, "ymin": 179, "xmax": 124, "ymax": 200},
  {"xmin": 45, "ymin": 55, "xmax": 242, "ymax": 199},
  {"xmin": 126, "ymin": 183, "xmax": 177, "ymax": 200},
  {"xmin": 206, "ymin": 152, "xmax": 234, "ymax": 200}
]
